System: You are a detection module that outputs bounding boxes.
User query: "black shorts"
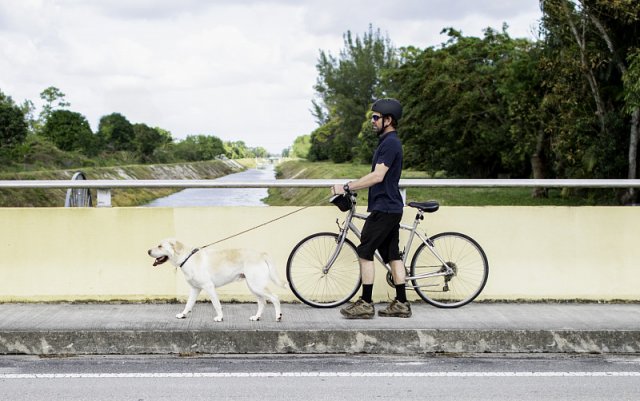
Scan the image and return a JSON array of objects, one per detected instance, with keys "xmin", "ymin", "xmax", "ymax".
[{"xmin": 356, "ymin": 211, "xmax": 403, "ymax": 263}]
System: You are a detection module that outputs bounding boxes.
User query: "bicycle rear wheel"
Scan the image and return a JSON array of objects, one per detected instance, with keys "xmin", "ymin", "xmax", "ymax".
[
  {"xmin": 410, "ymin": 232, "xmax": 488, "ymax": 308},
  {"xmin": 286, "ymin": 232, "xmax": 361, "ymax": 308}
]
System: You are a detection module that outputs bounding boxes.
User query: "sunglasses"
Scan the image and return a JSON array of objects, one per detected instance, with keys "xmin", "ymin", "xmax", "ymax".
[{"xmin": 371, "ymin": 114, "xmax": 383, "ymax": 122}]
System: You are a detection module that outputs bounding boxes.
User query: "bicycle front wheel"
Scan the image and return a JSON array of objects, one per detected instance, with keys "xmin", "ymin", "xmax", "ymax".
[
  {"xmin": 286, "ymin": 232, "xmax": 361, "ymax": 308},
  {"xmin": 410, "ymin": 232, "xmax": 488, "ymax": 308}
]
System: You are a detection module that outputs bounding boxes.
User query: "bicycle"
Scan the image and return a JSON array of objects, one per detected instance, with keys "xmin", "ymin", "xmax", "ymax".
[{"xmin": 286, "ymin": 191, "xmax": 489, "ymax": 308}]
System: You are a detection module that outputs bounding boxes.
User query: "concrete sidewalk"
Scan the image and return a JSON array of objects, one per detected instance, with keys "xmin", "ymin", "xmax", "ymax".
[{"xmin": 0, "ymin": 303, "xmax": 639, "ymax": 355}]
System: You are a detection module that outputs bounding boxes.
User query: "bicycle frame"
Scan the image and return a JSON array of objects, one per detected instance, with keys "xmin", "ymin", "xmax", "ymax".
[{"xmin": 325, "ymin": 197, "xmax": 454, "ymax": 284}]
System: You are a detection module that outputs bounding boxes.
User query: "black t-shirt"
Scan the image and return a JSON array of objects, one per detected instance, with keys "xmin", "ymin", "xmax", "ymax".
[{"xmin": 367, "ymin": 131, "xmax": 403, "ymax": 213}]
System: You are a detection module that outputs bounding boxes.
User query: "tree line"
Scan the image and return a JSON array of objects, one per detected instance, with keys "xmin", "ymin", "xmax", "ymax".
[
  {"xmin": 304, "ymin": 0, "xmax": 640, "ymax": 203},
  {"xmin": 0, "ymin": 87, "xmax": 269, "ymax": 171}
]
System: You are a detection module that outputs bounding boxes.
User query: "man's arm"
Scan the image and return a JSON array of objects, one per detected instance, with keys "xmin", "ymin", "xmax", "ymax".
[{"xmin": 331, "ymin": 163, "xmax": 389, "ymax": 195}]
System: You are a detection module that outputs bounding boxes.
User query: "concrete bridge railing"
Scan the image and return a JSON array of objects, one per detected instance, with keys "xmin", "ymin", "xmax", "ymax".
[{"xmin": 0, "ymin": 178, "xmax": 638, "ymax": 303}]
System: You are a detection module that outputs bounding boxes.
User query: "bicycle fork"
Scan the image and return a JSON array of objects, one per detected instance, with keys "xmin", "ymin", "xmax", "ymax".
[{"xmin": 322, "ymin": 218, "xmax": 352, "ymax": 275}]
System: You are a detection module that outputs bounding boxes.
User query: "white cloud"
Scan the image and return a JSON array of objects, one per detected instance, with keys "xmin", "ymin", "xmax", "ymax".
[{"xmin": 0, "ymin": 0, "xmax": 541, "ymax": 153}]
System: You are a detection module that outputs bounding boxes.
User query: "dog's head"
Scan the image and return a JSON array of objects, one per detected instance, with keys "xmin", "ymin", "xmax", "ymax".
[{"xmin": 147, "ymin": 238, "xmax": 186, "ymax": 267}]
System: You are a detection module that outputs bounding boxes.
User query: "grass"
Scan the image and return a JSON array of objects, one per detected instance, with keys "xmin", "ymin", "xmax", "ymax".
[
  {"xmin": 0, "ymin": 160, "xmax": 246, "ymax": 207},
  {"xmin": 265, "ymin": 160, "xmax": 619, "ymax": 206}
]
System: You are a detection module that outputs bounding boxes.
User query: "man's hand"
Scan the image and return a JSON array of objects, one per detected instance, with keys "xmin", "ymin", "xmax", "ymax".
[{"xmin": 331, "ymin": 184, "xmax": 345, "ymax": 195}]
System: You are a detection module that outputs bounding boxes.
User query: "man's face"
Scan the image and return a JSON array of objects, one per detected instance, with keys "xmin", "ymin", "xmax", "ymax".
[{"xmin": 372, "ymin": 113, "xmax": 384, "ymax": 136}]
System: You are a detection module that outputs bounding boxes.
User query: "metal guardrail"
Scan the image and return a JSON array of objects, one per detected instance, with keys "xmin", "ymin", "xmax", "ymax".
[{"xmin": 2, "ymin": 178, "xmax": 640, "ymax": 207}]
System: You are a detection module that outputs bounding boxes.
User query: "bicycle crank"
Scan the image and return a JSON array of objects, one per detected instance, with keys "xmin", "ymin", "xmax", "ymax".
[{"xmin": 386, "ymin": 271, "xmax": 394, "ymax": 287}]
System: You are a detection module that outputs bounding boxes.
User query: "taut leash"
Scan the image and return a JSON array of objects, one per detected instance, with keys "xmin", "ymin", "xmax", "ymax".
[
  {"xmin": 199, "ymin": 205, "xmax": 312, "ymax": 249},
  {"xmin": 194, "ymin": 195, "xmax": 334, "ymax": 253},
  {"xmin": 178, "ymin": 206, "xmax": 313, "ymax": 268}
]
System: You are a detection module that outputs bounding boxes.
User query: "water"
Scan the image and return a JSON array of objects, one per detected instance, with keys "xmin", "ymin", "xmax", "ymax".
[{"xmin": 145, "ymin": 165, "xmax": 275, "ymax": 207}]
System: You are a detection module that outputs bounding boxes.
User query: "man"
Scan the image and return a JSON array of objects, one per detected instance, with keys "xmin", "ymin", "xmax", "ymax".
[{"xmin": 330, "ymin": 98, "xmax": 410, "ymax": 319}]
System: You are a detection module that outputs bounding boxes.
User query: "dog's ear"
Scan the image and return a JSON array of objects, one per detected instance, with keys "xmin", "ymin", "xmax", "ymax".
[{"xmin": 173, "ymin": 240, "xmax": 184, "ymax": 254}]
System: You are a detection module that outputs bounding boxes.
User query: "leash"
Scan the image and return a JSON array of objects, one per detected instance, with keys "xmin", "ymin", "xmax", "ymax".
[
  {"xmin": 176, "ymin": 186, "xmax": 356, "ymax": 269},
  {"xmin": 180, "ymin": 197, "xmax": 333, "ymax": 266},
  {"xmin": 199, "ymin": 205, "xmax": 313, "ymax": 249},
  {"xmin": 179, "ymin": 207, "xmax": 310, "ymax": 265}
]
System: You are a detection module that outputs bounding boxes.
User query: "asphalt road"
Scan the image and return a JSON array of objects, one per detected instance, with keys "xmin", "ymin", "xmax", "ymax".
[{"xmin": 2, "ymin": 354, "xmax": 640, "ymax": 401}]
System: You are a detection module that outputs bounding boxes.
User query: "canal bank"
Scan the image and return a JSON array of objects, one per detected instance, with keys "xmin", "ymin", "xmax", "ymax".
[{"xmin": 0, "ymin": 159, "xmax": 248, "ymax": 207}]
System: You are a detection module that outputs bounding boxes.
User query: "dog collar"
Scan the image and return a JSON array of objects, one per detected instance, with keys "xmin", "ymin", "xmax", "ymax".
[{"xmin": 179, "ymin": 248, "xmax": 200, "ymax": 268}]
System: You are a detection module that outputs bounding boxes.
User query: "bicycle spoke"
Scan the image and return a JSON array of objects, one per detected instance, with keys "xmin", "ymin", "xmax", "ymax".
[
  {"xmin": 287, "ymin": 233, "xmax": 361, "ymax": 307},
  {"xmin": 410, "ymin": 232, "xmax": 488, "ymax": 308}
]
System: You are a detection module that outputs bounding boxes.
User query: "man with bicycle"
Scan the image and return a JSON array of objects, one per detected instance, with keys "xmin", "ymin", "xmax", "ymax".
[{"xmin": 330, "ymin": 98, "xmax": 410, "ymax": 319}]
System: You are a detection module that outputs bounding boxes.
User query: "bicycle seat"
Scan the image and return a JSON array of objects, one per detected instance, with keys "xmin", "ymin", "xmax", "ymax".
[{"xmin": 407, "ymin": 201, "xmax": 439, "ymax": 213}]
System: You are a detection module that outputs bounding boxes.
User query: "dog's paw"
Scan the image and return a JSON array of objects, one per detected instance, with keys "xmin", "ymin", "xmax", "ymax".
[
  {"xmin": 176, "ymin": 313, "xmax": 187, "ymax": 319},
  {"xmin": 249, "ymin": 315, "xmax": 261, "ymax": 321},
  {"xmin": 276, "ymin": 314, "xmax": 283, "ymax": 322},
  {"xmin": 213, "ymin": 316, "xmax": 224, "ymax": 322}
]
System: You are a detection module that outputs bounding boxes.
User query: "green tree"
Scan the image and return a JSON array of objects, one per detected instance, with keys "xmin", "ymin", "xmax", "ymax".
[
  {"xmin": 97, "ymin": 112, "xmax": 135, "ymax": 152},
  {"xmin": 224, "ymin": 141, "xmax": 250, "ymax": 159},
  {"xmin": 0, "ymin": 91, "xmax": 28, "ymax": 152},
  {"xmin": 290, "ymin": 135, "xmax": 311, "ymax": 158},
  {"xmin": 133, "ymin": 123, "xmax": 171, "ymax": 162},
  {"xmin": 391, "ymin": 28, "xmax": 523, "ymax": 178},
  {"xmin": 497, "ymin": 39, "xmax": 553, "ymax": 196},
  {"xmin": 174, "ymin": 135, "xmax": 225, "ymax": 161},
  {"xmin": 310, "ymin": 26, "xmax": 398, "ymax": 162},
  {"xmin": 624, "ymin": 49, "xmax": 640, "ymax": 200},
  {"xmin": 38, "ymin": 86, "xmax": 70, "ymax": 129},
  {"xmin": 624, "ymin": 49, "xmax": 640, "ymax": 170},
  {"xmin": 307, "ymin": 120, "xmax": 338, "ymax": 162},
  {"xmin": 41, "ymin": 109, "xmax": 96, "ymax": 155},
  {"xmin": 540, "ymin": 0, "xmax": 640, "ymax": 202},
  {"xmin": 252, "ymin": 147, "xmax": 269, "ymax": 158},
  {"xmin": 153, "ymin": 127, "xmax": 174, "ymax": 144},
  {"xmin": 19, "ymin": 99, "xmax": 38, "ymax": 135},
  {"xmin": 355, "ymin": 111, "xmax": 378, "ymax": 164},
  {"xmin": 582, "ymin": 0, "xmax": 640, "ymax": 201}
]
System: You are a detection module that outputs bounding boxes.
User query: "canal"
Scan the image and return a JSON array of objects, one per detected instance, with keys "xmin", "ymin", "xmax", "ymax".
[{"xmin": 145, "ymin": 165, "xmax": 275, "ymax": 207}]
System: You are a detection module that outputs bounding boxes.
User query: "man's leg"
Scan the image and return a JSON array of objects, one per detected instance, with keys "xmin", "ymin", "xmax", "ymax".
[
  {"xmin": 359, "ymin": 258, "xmax": 375, "ymax": 303},
  {"xmin": 354, "ymin": 213, "xmax": 379, "ymax": 305},
  {"xmin": 379, "ymin": 259, "xmax": 411, "ymax": 317},
  {"xmin": 340, "ymin": 258, "xmax": 376, "ymax": 319},
  {"xmin": 340, "ymin": 212, "xmax": 384, "ymax": 319},
  {"xmin": 339, "ymin": 254, "xmax": 376, "ymax": 318},
  {"xmin": 389, "ymin": 259, "xmax": 407, "ymax": 303}
]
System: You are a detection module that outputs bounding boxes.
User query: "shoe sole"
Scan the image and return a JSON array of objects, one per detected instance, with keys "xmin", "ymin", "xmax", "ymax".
[
  {"xmin": 342, "ymin": 314, "xmax": 375, "ymax": 319},
  {"xmin": 340, "ymin": 310, "xmax": 375, "ymax": 319},
  {"xmin": 378, "ymin": 313, "xmax": 411, "ymax": 318},
  {"xmin": 378, "ymin": 310, "xmax": 412, "ymax": 318}
]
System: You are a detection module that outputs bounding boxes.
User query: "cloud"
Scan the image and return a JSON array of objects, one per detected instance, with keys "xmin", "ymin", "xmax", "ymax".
[
  {"xmin": 300, "ymin": 0, "xmax": 540, "ymax": 40},
  {"xmin": 55, "ymin": 0, "xmax": 215, "ymax": 20},
  {"xmin": 0, "ymin": 0, "xmax": 541, "ymax": 153}
]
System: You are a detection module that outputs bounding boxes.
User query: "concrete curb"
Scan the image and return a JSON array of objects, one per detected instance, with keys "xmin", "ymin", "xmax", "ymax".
[
  {"xmin": 1, "ymin": 329, "xmax": 639, "ymax": 355},
  {"xmin": 1, "ymin": 303, "xmax": 639, "ymax": 355}
]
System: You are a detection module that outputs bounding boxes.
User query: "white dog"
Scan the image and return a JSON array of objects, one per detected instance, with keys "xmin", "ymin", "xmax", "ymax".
[{"xmin": 148, "ymin": 238, "xmax": 284, "ymax": 322}]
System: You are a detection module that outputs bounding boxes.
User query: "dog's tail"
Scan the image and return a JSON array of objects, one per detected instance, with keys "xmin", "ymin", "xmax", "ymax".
[{"xmin": 264, "ymin": 256, "xmax": 287, "ymax": 289}]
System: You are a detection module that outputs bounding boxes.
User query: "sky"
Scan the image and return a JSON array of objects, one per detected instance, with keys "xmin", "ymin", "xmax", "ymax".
[{"xmin": 0, "ymin": 0, "xmax": 542, "ymax": 154}]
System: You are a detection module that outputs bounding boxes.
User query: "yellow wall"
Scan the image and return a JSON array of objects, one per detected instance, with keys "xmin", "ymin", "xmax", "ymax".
[{"xmin": 0, "ymin": 206, "xmax": 638, "ymax": 302}]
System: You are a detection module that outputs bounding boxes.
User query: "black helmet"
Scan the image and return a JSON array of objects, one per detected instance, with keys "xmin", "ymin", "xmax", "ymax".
[{"xmin": 371, "ymin": 98, "xmax": 402, "ymax": 121}]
